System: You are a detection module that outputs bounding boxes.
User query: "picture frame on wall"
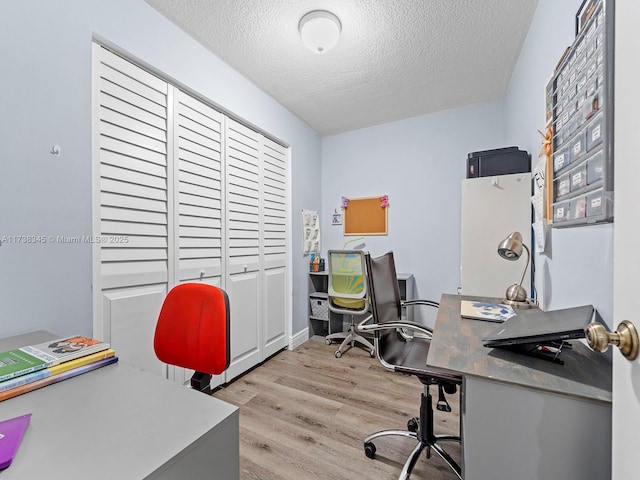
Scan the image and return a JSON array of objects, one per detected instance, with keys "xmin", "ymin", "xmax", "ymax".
[{"xmin": 575, "ymin": 0, "xmax": 597, "ymax": 35}]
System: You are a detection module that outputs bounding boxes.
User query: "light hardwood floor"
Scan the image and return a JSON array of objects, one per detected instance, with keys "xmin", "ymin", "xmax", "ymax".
[{"xmin": 213, "ymin": 339, "xmax": 461, "ymax": 479}]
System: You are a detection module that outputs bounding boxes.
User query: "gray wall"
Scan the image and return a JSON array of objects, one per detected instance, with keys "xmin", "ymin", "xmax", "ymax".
[
  {"xmin": 321, "ymin": 101, "xmax": 506, "ymax": 310},
  {"xmin": 0, "ymin": 0, "xmax": 321, "ymax": 339},
  {"xmin": 503, "ymin": 0, "xmax": 613, "ymax": 325}
]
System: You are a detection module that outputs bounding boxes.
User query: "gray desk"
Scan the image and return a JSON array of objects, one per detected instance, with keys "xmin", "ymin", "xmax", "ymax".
[
  {"xmin": 428, "ymin": 294, "xmax": 612, "ymax": 480},
  {"xmin": 0, "ymin": 332, "xmax": 239, "ymax": 480}
]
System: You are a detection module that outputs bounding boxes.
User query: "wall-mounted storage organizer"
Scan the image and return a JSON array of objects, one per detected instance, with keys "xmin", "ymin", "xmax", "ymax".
[{"xmin": 551, "ymin": 0, "xmax": 614, "ymax": 227}]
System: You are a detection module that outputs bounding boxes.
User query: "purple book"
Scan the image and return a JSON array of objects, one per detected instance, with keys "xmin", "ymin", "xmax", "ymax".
[{"xmin": 0, "ymin": 413, "xmax": 31, "ymax": 470}]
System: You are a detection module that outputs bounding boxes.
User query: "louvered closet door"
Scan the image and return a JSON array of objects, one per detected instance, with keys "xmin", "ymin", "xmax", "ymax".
[
  {"xmin": 225, "ymin": 118, "xmax": 262, "ymax": 379},
  {"xmin": 174, "ymin": 91, "xmax": 223, "ymax": 285},
  {"xmin": 170, "ymin": 90, "xmax": 226, "ymax": 387},
  {"xmin": 93, "ymin": 44, "xmax": 170, "ymax": 376},
  {"xmin": 261, "ymin": 138, "xmax": 288, "ymax": 358}
]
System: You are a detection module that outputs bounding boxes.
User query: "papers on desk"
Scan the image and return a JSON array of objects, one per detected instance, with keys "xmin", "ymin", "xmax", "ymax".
[{"xmin": 460, "ymin": 301, "xmax": 516, "ymax": 323}]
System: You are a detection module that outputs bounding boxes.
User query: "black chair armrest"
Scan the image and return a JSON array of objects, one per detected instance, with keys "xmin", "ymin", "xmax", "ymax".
[
  {"xmin": 357, "ymin": 317, "xmax": 433, "ymax": 338},
  {"xmin": 402, "ymin": 299, "xmax": 439, "ymax": 309}
]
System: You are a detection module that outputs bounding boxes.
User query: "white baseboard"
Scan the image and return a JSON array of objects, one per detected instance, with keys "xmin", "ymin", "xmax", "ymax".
[{"xmin": 289, "ymin": 327, "xmax": 309, "ymax": 350}]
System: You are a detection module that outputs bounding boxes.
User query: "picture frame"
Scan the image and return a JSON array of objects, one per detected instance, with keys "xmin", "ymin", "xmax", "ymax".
[{"xmin": 575, "ymin": 0, "xmax": 597, "ymax": 36}]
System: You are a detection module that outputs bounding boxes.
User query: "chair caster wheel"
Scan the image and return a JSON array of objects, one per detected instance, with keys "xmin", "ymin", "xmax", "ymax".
[
  {"xmin": 369, "ymin": 349, "xmax": 375, "ymax": 357},
  {"xmin": 335, "ymin": 350, "xmax": 342, "ymax": 358},
  {"xmin": 407, "ymin": 417, "xmax": 419, "ymax": 432},
  {"xmin": 364, "ymin": 442, "xmax": 376, "ymax": 459},
  {"xmin": 325, "ymin": 339, "xmax": 332, "ymax": 345}
]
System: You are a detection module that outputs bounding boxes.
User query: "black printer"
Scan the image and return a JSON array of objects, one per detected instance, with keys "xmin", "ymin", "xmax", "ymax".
[{"xmin": 466, "ymin": 147, "xmax": 530, "ymax": 178}]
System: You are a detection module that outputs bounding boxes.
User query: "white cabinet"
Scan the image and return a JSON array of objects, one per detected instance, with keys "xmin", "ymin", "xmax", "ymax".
[
  {"xmin": 92, "ymin": 43, "xmax": 288, "ymax": 387},
  {"xmin": 461, "ymin": 173, "xmax": 532, "ymax": 298}
]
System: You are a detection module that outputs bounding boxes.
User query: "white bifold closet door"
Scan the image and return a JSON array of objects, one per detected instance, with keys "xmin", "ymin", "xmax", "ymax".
[
  {"xmin": 261, "ymin": 137, "xmax": 288, "ymax": 359},
  {"xmin": 170, "ymin": 90, "xmax": 225, "ymax": 386},
  {"xmin": 224, "ymin": 119, "xmax": 263, "ymax": 379},
  {"xmin": 93, "ymin": 43, "xmax": 287, "ymax": 385},
  {"xmin": 93, "ymin": 44, "xmax": 170, "ymax": 377},
  {"xmin": 224, "ymin": 120, "xmax": 288, "ymax": 379}
]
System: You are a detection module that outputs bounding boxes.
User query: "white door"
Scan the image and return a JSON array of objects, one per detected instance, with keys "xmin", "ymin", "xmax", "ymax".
[
  {"xmin": 92, "ymin": 44, "xmax": 170, "ymax": 376},
  {"xmin": 225, "ymin": 119, "xmax": 262, "ymax": 379},
  {"xmin": 612, "ymin": 3, "xmax": 640, "ymax": 477},
  {"xmin": 170, "ymin": 90, "xmax": 226, "ymax": 388},
  {"xmin": 261, "ymin": 137, "xmax": 288, "ymax": 358}
]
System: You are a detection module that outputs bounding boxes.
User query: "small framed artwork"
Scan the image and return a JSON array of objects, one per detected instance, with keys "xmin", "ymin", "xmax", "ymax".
[
  {"xmin": 575, "ymin": 0, "xmax": 597, "ymax": 36},
  {"xmin": 331, "ymin": 212, "xmax": 342, "ymax": 225}
]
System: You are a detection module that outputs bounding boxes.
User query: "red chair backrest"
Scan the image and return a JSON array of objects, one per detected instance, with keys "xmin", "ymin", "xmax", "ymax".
[{"xmin": 154, "ymin": 283, "xmax": 230, "ymax": 375}]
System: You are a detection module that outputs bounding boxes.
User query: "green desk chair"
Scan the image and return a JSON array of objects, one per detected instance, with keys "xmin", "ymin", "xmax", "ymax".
[{"xmin": 325, "ymin": 250, "xmax": 375, "ymax": 358}]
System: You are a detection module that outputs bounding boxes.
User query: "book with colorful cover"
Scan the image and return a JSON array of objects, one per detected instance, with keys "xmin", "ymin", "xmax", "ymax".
[
  {"xmin": 0, "ymin": 349, "xmax": 116, "ymax": 393},
  {"xmin": 0, "ymin": 335, "xmax": 110, "ymax": 383},
  {"xmin": 0, "ymin": 350, "xmax": 49, "ymax": 383},
  {"xmin": 0, "ymin": 356, "xmax": 118, "ymax": 402},
  {"xmin": 460, "ymin": 300, "xmax": 517, "ymax": 323}
]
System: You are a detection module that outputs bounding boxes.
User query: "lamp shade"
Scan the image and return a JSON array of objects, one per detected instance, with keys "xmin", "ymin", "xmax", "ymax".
[
  {"xmin": 497, "ymin": 231, "xmax": 524, "ymax": 260},
  {"xmin": 299, "ymin": 10, "xmax": 341, "ymax": 54}
]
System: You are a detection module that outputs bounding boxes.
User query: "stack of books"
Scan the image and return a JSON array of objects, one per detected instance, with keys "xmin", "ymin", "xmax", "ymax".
[{"xmin": 0, "ymin": 335, "xmax": 117, "ymax": 402}]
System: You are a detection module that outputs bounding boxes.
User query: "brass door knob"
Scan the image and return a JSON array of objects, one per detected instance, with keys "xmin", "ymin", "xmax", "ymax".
[{"xmin": 586, "ymin": 320, "xmax": 639, "ymax": 361}]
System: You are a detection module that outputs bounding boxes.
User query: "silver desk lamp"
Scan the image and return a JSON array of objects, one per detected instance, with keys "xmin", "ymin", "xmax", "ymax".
[{"xmin": 497, "ymin": 231, "xmax": 535, "ymax": 309}]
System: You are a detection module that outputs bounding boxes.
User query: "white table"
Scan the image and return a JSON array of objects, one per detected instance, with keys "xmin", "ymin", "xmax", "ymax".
[{"xmin": 0, "ymin": 332, "xmax": 239, "ymax": 479}]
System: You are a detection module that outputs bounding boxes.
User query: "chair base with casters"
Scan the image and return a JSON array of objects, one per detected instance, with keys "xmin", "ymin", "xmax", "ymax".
[
  {"xmin": 363, "ymin": 377, "xmax": 462, "ymax": 479},
  {"xmin": 325, "ymin": 314, "xmax": 375, "ymax": 358}
]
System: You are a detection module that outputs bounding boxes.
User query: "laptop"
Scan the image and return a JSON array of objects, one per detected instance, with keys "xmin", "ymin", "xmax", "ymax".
[
  {"xmin": 482, "ymin": 305, "xmax": 595, "ymax": 348},
  {"xmin": 0, "ymin": 413, "xmax": 31, "ymax": 470}
]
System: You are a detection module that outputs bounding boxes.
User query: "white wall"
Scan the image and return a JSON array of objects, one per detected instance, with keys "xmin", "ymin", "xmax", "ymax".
[
  {"xmin": 503, "ymin": 0, "xmax": 613, "ymax": 325},
  {"xmin": 0, "ymin": 0, "xmax": 321, "ymax": 339},
  {"xmin": 321, "ymin": 101, "xmax": 506, "ymax": 317}
]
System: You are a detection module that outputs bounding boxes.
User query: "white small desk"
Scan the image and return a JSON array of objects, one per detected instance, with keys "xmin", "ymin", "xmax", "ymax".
[{"xmin": 0, "ymin": 332, "xmax": 239, "ymax": 479}]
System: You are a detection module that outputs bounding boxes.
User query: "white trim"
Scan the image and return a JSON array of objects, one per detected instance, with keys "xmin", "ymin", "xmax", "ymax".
[
  {"xmin": 289, "ymin": 328, "xmax": 309, "ymax": 350},
  {"xmin": 91, "ymin": 42, "xmax": 104, "ymax": 340}
]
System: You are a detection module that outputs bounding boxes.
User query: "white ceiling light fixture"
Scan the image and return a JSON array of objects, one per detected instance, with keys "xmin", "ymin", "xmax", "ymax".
[{"xmin": 298, "ymin": 10, "xmax": 341, "ymax": 54}]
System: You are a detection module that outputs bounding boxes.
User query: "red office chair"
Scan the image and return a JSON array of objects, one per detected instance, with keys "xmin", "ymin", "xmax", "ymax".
[{"xmin": 154, "ymin": 283, "xmax": 230, "ymax": 394}]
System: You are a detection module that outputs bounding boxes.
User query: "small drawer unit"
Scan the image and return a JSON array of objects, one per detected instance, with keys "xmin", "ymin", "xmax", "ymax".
[
  {"xmin": 309, "ymin": 296, "xmax": 329, "ymax": 320},
  {"xmin": 551, "ymin": 0, "xmax": 613, "ymax": 227},
  {"xmin": 587, "ymin": 189, "xmax": 606, "ymax": 218}
]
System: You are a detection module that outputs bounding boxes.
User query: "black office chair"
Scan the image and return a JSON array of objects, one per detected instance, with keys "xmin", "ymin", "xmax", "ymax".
[{"xmin": 357, "ymin": 251, "xmax": 462, "ymax": 479}]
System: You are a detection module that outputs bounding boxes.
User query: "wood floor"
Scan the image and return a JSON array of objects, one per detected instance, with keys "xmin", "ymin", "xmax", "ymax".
[{"xmin": 213, "ymin": 339, "xmax": 461, "ymax": 480}]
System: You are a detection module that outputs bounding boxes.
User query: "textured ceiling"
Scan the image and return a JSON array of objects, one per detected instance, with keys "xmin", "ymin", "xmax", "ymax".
[{"xmin": 144, "ymin": 0, "xmax": 538, "ymax": 136}]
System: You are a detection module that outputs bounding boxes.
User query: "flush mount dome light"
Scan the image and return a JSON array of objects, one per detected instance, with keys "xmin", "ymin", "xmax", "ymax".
[{"xmin": 299, "ymin": 10, "xmax": 341, "ymax": 54}]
